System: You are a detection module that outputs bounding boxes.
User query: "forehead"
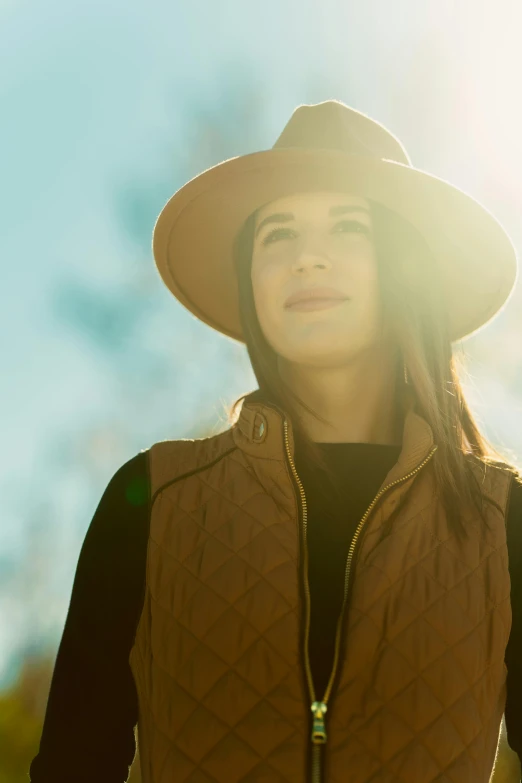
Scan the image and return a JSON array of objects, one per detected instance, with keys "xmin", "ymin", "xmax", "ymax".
[{"xmin": 255, "ymin": 190, "xmax": 370, "ymax": 222}]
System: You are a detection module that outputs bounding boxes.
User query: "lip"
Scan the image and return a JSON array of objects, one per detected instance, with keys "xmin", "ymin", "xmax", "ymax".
[
  {"xmin": 284, "ymin": 286, "xmax": 349, "ymax": 309},
  {"xmin": 286, "ymin": 298, "xmax": 348, "ymax": 312}
]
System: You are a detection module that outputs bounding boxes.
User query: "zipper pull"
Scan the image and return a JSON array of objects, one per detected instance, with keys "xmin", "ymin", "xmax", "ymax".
[{"xmin": 311, "ymin": 701, "xmax": 328, "ymax": 744}]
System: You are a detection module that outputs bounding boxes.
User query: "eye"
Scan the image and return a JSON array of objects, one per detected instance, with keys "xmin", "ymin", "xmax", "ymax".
[
  {"xmin": 332, "ymin": 219, "xmax": 372, "ymax": 236},
  {"xmin": 260, "ymin": 227, "xmax": 296, "ymax": 246},
  {"xmin": 259, "ymin": 219, "xmax": 371, "ymax": 247}
]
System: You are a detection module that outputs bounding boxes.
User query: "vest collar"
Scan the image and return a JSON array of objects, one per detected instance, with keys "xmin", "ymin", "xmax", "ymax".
[{"xmin": 232, "ymin": 387, "xmax": 436, "ymax": 485}]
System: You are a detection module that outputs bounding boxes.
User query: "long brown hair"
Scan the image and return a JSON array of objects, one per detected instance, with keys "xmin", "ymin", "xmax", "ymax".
[{"xmin": 228, "ymin": 196, "xmax": 521, "ymax": 541}]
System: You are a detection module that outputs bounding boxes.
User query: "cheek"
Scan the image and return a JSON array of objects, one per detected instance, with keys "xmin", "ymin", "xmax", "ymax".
[
  {"xmin": 354, "ymin": 250, "xmax": 380, "ymax": 301},
  {"xmin": 251, "ymin": 260, "xmax": 285, "ymax": 324},
  {"xmin": 360, "ymin": 269, "xmax": 383, "ymax": 329}
]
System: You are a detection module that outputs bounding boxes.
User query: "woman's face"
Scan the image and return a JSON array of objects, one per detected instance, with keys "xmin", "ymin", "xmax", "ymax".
[{"xmin": 251, "ymin": 191, "xmax": 384, "ymax": 368}]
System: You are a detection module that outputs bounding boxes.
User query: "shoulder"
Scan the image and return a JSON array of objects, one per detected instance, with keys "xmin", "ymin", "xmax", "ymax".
[
  {"xmin": 505, "ymin": 470, "xmax": 522, "ymax": 569},
  {"xmin": 78, "ymin": 450, "xmax": 150, "ymax": 569},
  {"xmin": 146, "ymin": 427, "xmax": 237, "ymax": 500},
  {"xmin": 508, "ymin": 469, "xmax": 522, "ymax": 519},
  {"xmin": 464, "ymin": 451, "xmax": 521, "ymax": 485},
  {"xmin": 100, "ymin": 449, "xmax": 150, "ymax": 510},
  {"xmin": 462, "ymin": 452, "xmax": 522, "ymax": 512}
]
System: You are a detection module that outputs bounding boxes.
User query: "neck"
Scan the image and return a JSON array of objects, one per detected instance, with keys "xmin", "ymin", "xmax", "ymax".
[{"xmin": 278, "ymin": 347, "xmax": 404, "ymax": 445}]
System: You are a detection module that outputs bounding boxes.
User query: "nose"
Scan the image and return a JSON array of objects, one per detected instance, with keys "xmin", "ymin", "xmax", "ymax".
[{"xmin": 291, "ymin": 246, "xmax": 333, "ymax": 275}]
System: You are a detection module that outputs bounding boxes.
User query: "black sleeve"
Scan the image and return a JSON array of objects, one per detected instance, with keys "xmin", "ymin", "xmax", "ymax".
[
  {"xmin": 504, "ymin": 474, "xmax": 522, "ymax": 766},
  {"xmin": 28, "ymin": 450, "xmax": 150, "ymax": 783}
]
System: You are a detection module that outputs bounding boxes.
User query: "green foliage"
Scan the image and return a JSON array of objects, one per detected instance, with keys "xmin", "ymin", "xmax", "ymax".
[
  {"xmin": 0, "ymin": 654, "xmax": 143, "ymax": 782},
  {"xmin": 0, "ymin": 656, "xmax": 53, "ymax": 783}
]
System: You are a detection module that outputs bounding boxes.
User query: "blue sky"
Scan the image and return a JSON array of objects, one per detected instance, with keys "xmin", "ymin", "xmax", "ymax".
[{"xmin": 2, "ymin": 0, "xmax": 522, "ymax": 687}]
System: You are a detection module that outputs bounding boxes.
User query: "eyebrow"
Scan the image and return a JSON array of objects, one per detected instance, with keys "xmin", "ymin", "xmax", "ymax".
[{"xmin": 254, "ymin": 204, "xmax": 371, "ymax": 239}]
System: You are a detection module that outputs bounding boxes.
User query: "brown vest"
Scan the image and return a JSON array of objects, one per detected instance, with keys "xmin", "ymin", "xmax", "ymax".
[{"xmin": 129, "ymin": 391, "xmax": 513, "ymax": 783}]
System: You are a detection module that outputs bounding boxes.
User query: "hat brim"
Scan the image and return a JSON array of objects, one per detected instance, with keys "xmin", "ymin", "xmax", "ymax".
[{"xmin": 152, "ymin": 147, "xmax": 518, "ymax": 344}]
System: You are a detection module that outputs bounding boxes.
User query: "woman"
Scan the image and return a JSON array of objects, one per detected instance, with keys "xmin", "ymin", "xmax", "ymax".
[{"xmin": 30, "ymin": 100, "xmax": 522, "ymax": 783}]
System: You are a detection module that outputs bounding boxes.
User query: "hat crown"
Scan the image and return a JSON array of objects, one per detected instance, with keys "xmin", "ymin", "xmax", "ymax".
[{"xmin": 273, "ymin": 99, "xmax": 411, "ymax": 166}]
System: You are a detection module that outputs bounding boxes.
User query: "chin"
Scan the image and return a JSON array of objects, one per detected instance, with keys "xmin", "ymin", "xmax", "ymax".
[{"xmin": 280, "ymin": 345, "xmax": 357, "ymax": 368}]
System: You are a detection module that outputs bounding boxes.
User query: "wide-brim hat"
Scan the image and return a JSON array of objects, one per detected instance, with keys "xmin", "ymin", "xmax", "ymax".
[{"xmin": 152, "ymin": 99, "xmax": 518, "ymax": 344}]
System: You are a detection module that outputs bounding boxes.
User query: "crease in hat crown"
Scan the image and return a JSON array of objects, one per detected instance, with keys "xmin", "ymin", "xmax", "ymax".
[{"xmin": 272, "ymin": 100, "xmax": 412, "ymax": 166}]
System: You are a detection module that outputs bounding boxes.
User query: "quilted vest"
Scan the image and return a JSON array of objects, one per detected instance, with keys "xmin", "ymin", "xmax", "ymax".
[{"xmin": 128, "ymin": 389, "xmax": 513, "ymax": 783}]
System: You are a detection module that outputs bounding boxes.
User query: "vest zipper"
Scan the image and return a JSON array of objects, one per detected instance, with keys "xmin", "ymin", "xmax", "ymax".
[{"xmin": 282, "ymin": 417, "xmax": 438, "ymax": 783}]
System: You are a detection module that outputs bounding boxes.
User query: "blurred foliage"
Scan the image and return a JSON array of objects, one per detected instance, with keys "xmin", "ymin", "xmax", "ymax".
[
  {"xmin": 0, "ymin": 656, "xmax": 54, "ymax": 783},
  {"xmin": 0, "ymin": 653, "xmax": 142, "ymax": 782}
]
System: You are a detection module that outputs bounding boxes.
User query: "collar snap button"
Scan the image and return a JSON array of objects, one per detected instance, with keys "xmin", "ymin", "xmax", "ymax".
[{"xmin": 253, "ymin": 414, "xmax": 267, "ymax": 443}]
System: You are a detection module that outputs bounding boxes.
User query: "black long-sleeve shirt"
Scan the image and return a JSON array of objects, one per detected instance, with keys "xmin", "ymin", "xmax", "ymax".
[{"xmin": 29, "ymin": 443, "xmax": 522, "ymax": 781}]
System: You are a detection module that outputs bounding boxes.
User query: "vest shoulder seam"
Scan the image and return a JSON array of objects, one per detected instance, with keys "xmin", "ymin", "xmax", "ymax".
[{"xmin": 149, "ymin": 442, "xmax": 238, "ymax": 509}]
